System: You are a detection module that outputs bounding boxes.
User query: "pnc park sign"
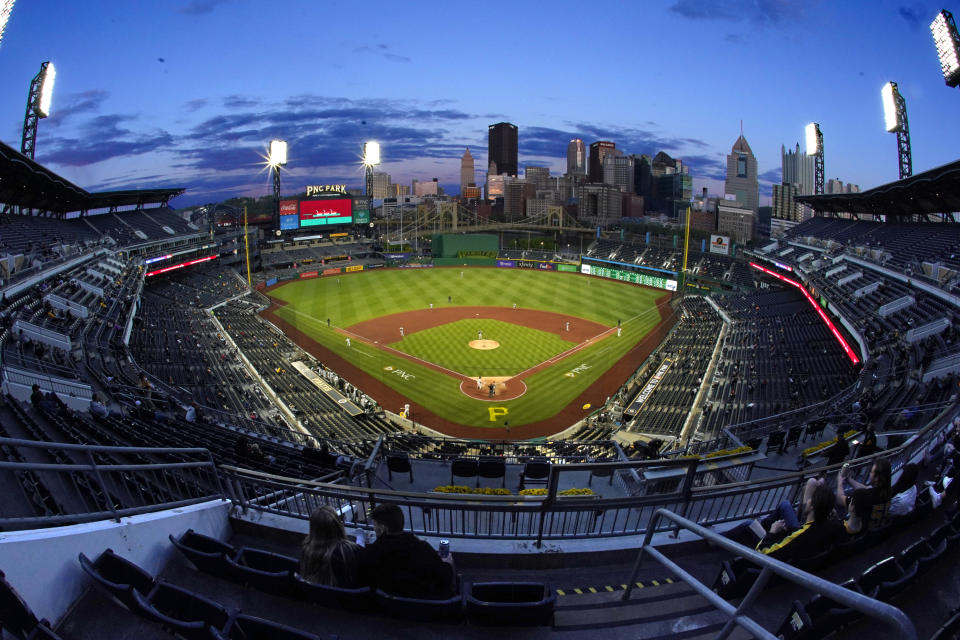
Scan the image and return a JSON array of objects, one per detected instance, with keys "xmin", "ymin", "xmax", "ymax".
[{"xmin": 305, "ymin": 184, "xmax": 348, "ymax": 197}]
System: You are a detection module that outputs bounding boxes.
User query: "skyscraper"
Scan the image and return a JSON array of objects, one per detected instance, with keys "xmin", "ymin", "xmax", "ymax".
[
  {"xmin": 602, "ymin": 152, "xmax": 634, "ymax": 193},
  {"xmin": 781, "ymin": 143, "xmax": 814, "ymax": 196},
  {"xmin": 488, "ymin": 122, "xmax": 518, "ymax": 177},
  {"xmin": 724, "ymin": 133, "xmax": 759, "ymax": 212},
  {"xmin": 566, "ymin": 138, "xmax": 586, "ymax": 176},
  {"xmin": 460, "ymin": 147, "xmax": 475, "ymax": 195},
  {"xmin": 588, "ymin": 141, "xmax": 615, "ymax": 183}
]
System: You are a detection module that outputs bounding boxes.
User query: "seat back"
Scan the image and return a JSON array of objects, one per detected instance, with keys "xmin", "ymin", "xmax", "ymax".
[
  {"xmin": 478, "ymin": 457, "xmax": 505, "ymax": 479},
  {"xmin": 293, "ymin": 577, "xmax": 373, "ymax": 611},
  {"xmin": 142, "ymin": 582, "xmax": 231, "ymax": 640},
  {"xmin": 522, "ymin": 461, "xmax": 550, "ymax": 481},
  {"xmin": 856, "ymin": 557, "xmax": 902, "ymax": 599},
  {"xmin": 221, "ymin": 614, "xmax": 327, "ymax": 640},
  {"xmin": 386, "ymin": 454, "xmax": 411, "ymax": 472},
  {"xmin": 466, "ymin": 581, "xmax": 555, "ymax": 626},
  {"xmin": 78, "ymin": 550, "xmax": 155, "ymax": 613},
  {"xmin": 178, "ymin": 529, "xmax": 235, "ymax": 556},
  {"xmin": 0, "ymin": 569, "xmax": 39, "ymax": 639},
  {"xmin": 451, "ymin": 458, "xmax": 478, "ymax": 480},
  {"xmin": 25, "ymin": 621, "xmax": 66, "ymax": 640},
  {"xmin": 170, "ymin": 533, "xmax": 234, "ymax": 581},
  {"xmin": 374, "ymin": 587, "xmax": 463, "ymax": 622}
]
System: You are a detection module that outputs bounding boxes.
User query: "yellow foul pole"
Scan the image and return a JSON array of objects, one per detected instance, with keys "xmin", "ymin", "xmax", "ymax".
[
  {"xmin": 681, "ymin": 206, "xmax": 691, "ymax": 293},
  {"xmin": 244, "ymin": 205, "xmax": 252, "ymax": 289}
]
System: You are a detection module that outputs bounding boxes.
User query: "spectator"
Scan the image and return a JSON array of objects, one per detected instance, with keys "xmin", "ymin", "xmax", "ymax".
[
  {"xmin": 89, "ymin": 394, "xmax": 109, "ymax": 419},
  {"xmin": 184, "ymin": 402, "xmax": 197, "ymax": 423},
  {"xmin": 889, "ymin": 463, "xmax": 919, "ymax": 517},
  {"xmin": 299, "ymin": 505, "xmax": 363, "ymax": 588},
  {"xmin": 30, "ymin": 384, "xmax": 44, "ymax": 409},
  {"xmin": 837, "ymin": 458, "xmax": 892, "ymax": 534},
  {"xmin": 358, "ymin": 504, "xmax": 455, "ymax": 599},
  {"xmin": 757, "ymin": 483, "xmax": 846, "ymax": 563},
  {"xmin": 825, "ymin": 430, "xmax": 849, "ymax": 466},
  {"xmin": 138, "ymin": 373, "xmax": 155, "ymax": 409}
]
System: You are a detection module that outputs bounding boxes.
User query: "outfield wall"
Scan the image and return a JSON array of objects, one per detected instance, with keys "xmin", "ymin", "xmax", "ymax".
[{"xmin": 433, "ymin": 233, "xmax": 498, "ymax": 258}]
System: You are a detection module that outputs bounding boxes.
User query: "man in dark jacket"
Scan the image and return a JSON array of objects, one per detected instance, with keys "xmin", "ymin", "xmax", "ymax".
[{"xmin": 358, "ymin": 504, "xmax": 455, "ymax": 599}]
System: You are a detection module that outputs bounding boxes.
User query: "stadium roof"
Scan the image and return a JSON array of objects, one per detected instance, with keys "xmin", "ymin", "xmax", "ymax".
[
  {"xmin": 796, "ymin": 158, "xmax": 960, "ymax": 218},
  {"xmin": 0, "ymin": 139, "xmax": 184, "ymax": 213}
]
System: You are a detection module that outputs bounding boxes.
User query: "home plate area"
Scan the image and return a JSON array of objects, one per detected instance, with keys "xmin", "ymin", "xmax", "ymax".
[{"xmin": 459, "ymin": 375, "xmax": 526, "ymax": 401}]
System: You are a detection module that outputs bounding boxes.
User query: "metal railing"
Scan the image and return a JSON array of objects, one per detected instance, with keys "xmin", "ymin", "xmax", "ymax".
[
  {"xmin": 220, "ymin": 398, "xmax": 955, "ymax": 546},
  {"xmin": 0, "ymin": 437, "xmax": 224, "ymax": 529},
  {"xmin": 622, "ymin": 509, "xmax": 916, "ymax": 640}
]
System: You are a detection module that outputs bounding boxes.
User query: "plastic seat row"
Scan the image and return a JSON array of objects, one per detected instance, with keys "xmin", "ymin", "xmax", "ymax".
[{"xmin": 169, "ymin": 528, "xmax": 555, "ymax": 626}]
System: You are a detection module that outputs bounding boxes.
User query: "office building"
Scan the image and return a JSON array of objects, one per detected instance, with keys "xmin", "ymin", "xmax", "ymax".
[
  {"xmin": 369, "ymin": 171, "xmax": 392, "ymax": 200},
  {"xmin": 782, "ymin": 143, "xmax": 814, "ymax": 196},
  {"xmin": 577, "ymin": 183, "xmax": 622, "ymax": 225},
  {"xmin": 524, "ymin": 166, "xmax": 551, "ymax": 190},
  {"xmin": 602, "ymin": 152, "xmax": 634, "ymax": 193},
  {"xmin": 717, "ymin": 201, "xmax": 756, "ymax": 244},
  {"xmin": 488, "ymin": 122, "xmax": 518, "ymax": 177},
  {"xmin": 460, "ymin": 148, "xmax": 475, "ymax": 194},
  {"xmin": 588, "ymin": 141, "xmax": 615, "ymax": 183},
  {"xmin": 724, "ymin": 134, "xmax": 759, "ymax": 212},
  {"xmin": 567, "ymin": 138, "xmax": 586, "ymax": 176}
]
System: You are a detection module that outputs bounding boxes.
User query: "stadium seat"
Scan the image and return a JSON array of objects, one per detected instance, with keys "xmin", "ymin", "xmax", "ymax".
[
  {"xmin": 225, "ymin": 547, "xmax": 298, "ymax": 594},
  {"xmin": 25, "ymin": 621, "xmax": 67, "ymax": 640},
  {"xmin": 465, "ymin": 581, "xmax": 555, "ymax": 626},
  {"xmin": 292, "ymin": 576, "xmax": 373, "ymax": 611},
  {"xmin": 929, "ymin": 609, "xmax": 960, "ymax": 640},
  {"xmin": 519, "ymin": 458, "xmax": 550, "ymax": 490},
  {"xmin": 214, "ymin": 614, "xmax": 330, "ymax": 640},
  {"xmin": 478, "ymin": 456, "xmax": 506, "ymax": 488},
  {"xmin": 386, "ymin": 453, "xmax": 414, "ymax": 483},
  {"xmin": 450, "ymin": 457, "xmax": 478, "ymax": 485},
  {"xmin": 169, "ymin": 530, "xmax": 235, "ymax": 581},
  {"xmin": 133, "ymin": 581, "xmax": 232, "ymax": 640},
  {"xmin": 856, "ymin": 556, "xmax": 903, "ymax": 601},
  {"xmin": 0, "ymin": 569, "xmax": 40, "ymax": 639},
  {"xmin": 588, "ymin": 464, "xmax": 615, "ymax": 487},
  {"xmin": 374, "ymin": 587, "xmax": 464, "ymax": 622},
  {"xmin": 78, "ymin": 549, "xmax": 156, "ymax": 614}
]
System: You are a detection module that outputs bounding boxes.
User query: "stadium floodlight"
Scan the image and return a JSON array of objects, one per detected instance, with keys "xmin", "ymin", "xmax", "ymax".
[
  {"xmin": 363, "ymin": 140, "xmax": 380, "ymax": 196},
  {"xmin": 881, "ymin": 82, "xmax": 913, "ymax": 179},
  {"xmin": 931, "ymin": 9, "xmax": 960, "ymax": 88},
  {"xmin": 0, "ymin": 0, "xmax": 16, "ymax": 48},
  {"xmin": 363, "ymin": 140, "xmax": 381, "ymax": 166},
  {"xmin": 20, "ymin": 61, "xmax": 56, "ymax": 160},
  {"xmin": 881, "ymin": 82, "xmax": 899, "ymax": 132},
  {"xmin": 268, "ymin": 139, "xmax": 287, "ymax": 167},
  {"xmin": 804, "ymin": 123, "xmax": 824, "ymax": 195}
]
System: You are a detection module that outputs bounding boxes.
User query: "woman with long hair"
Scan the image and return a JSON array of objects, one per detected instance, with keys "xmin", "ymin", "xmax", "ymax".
[{"xmin": 299, "ymin": 505, "xmax": 362, "ymax": 587}]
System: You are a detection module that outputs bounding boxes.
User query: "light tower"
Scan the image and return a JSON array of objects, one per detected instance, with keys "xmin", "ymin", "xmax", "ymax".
[
  {"xmin": 805, "ymin": 122, "xmax": 824, "ymax": 195},
  {"xmin": 21, "ymin": 61, "xmax": 56, "ymax": 160},
  {"xmin": 931, "ymin": 9, "xmax": 960, "ymax": 88},
  {"xmin": 268, "ymin": 139, "xmax": 287, "ymax": 228},
  {"xmin": 0, "ymin": 0, "xmax": 17, "ymax": 48},
  {"xmin": 881, "ymin": 82, "xmax": 913, "ymax": 179},
  {"xmin": 363, "ymin": 140, "xmax": 380, "ymax": 197}
]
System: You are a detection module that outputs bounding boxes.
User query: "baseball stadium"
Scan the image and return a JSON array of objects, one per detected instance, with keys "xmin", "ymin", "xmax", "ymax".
[{"xmin": 3, "ymin": 7, "xmax": 960, "ymax": 640}]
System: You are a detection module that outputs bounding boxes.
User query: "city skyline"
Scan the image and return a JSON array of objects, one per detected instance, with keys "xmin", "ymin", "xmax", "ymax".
[{"xmin": 0, "ymin": 1, "xmax": 958, "ymax": 209}]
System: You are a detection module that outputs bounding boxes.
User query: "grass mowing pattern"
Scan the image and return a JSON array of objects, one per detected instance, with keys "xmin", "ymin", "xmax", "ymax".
[
  {"xmin": 270, "ymin": 268, "xmax": 664, "ymax": 429},
  {"xmin": 391, "ymin": 319, "xmax": 576, "ymax": 377}
]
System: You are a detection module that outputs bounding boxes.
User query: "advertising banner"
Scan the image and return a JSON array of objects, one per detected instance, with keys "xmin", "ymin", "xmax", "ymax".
[
  {"xmin": 624, "ymin": 359, "xmax": 672, "ymax": 416},
  {"xmin": 299, "ymin": 271, "xmax": 318, "ymax": 279},
  {"xmin": 581, "ymin": 261, "xmax": 677, "ymax": 292},
  {"xmin": 709, "ymin": 234, "xmax": 730, "ymax": 255},
  {"xmin": 265, "ymin": 278, "xmax": 278, "ymax": 287},
  {"xmin": 354, "ymin": 209, "xmax": 370, "ymax": 224},
  {"xmin": 279, "ymin": 200, "xmax": 298, "ymax": 215},
  {"xmin": 496, "ymin": 259, "xmax": 516, "ymax": 268},
  {"xmin": 384, "ymin": 253, "xmax": 410, "ymax": 260},
  {"xmin": 345, "ymin": 265, "xmax": 364, "ymax": 273},
  {"xmin": 557, "ymin": 263, "xmax": 578, "ymax": 272},
  {"xmin": 279, "ymin": 214, "xmax": 299, "ymax": 230},
  {"xmin": 399, "ymin": 263, "xmax": 434, "ymax": 269},
  {"xmin": 322, "ymin": 267, "xmax": 341, "ymax": 276}
]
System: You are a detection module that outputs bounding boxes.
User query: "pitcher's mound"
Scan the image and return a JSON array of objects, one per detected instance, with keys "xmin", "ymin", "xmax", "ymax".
[{"xmin": 469, "ymin": 339, "xmax": 500, "ymax": 350}]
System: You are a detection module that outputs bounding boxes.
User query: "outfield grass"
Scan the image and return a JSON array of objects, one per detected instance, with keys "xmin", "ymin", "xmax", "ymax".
[
  {"xmin": 270, "ymin": 268, "xmax": 664, "ymax": 429},
  {"xmin": 391, "ymin": 319, "xmax": 576, "ymax": 376}
]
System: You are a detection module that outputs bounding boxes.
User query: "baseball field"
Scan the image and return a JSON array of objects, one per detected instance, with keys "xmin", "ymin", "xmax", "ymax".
[{"xmin": 262, "ymin": 267, "xmax": 673, "ymax": 439}]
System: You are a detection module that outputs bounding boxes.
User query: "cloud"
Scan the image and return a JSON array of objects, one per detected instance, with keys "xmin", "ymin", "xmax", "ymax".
[
  {"xmin": 724, "ymin": 33, "xmax": 743, "ymax": 43},
  {"xmin": 897, "ymin": 4, "xmax": 925, "ymax": 28},
  {"xmin": 223, "ymin": 95, "xmax": 260, "ymax": 109},
  {"xmin": 759, "ymin": 167, "xmax": 782, "ymax": 183},
  {"xmin": 178, "ymin": 0, "xmax": 230, "ymax": 15},
  {"xmin": 353, "ymin": 44, "xmax": 412, "ymax": 63},
  {"xmin": 520, "ymin": 124, "xmax": 709, "ymax": 161},
  {"xmin": 47, "ymin": 90, "xmax": 110, "ymax": 127},
  {"xmin": 184, "ymin": 98, "xmax": 208, "ymax": 112},
  {"xmin": 44, "ymin": 113, "xmax": 174, "ymax": 166},
  {"xmin": 669, "ymin": 0, "xmax": 807, "ymax": 25}
]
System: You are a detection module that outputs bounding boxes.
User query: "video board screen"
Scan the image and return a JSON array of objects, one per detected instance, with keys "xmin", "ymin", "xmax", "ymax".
[
  {"xmin": 300, "ymin": 199, "xmax": 353, "ymax": 227},
  {"xmin": 279, "ymin": 214, "xmax": 299, "ymax": 230},
  {"xmin": 580, "ymin": 262, "xmax": 677, "ymax": 291}
]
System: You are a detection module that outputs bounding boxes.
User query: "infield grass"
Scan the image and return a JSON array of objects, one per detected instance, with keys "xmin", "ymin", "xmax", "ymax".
[{"xmin": 269, "ymin": 267, "xmax": 664, "ymax": 429}]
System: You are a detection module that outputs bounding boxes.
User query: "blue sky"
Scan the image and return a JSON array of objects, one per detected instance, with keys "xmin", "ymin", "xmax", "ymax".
[{"xmin": 1, "ymin": 0, "xmax": 958, "ymax": 208}]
